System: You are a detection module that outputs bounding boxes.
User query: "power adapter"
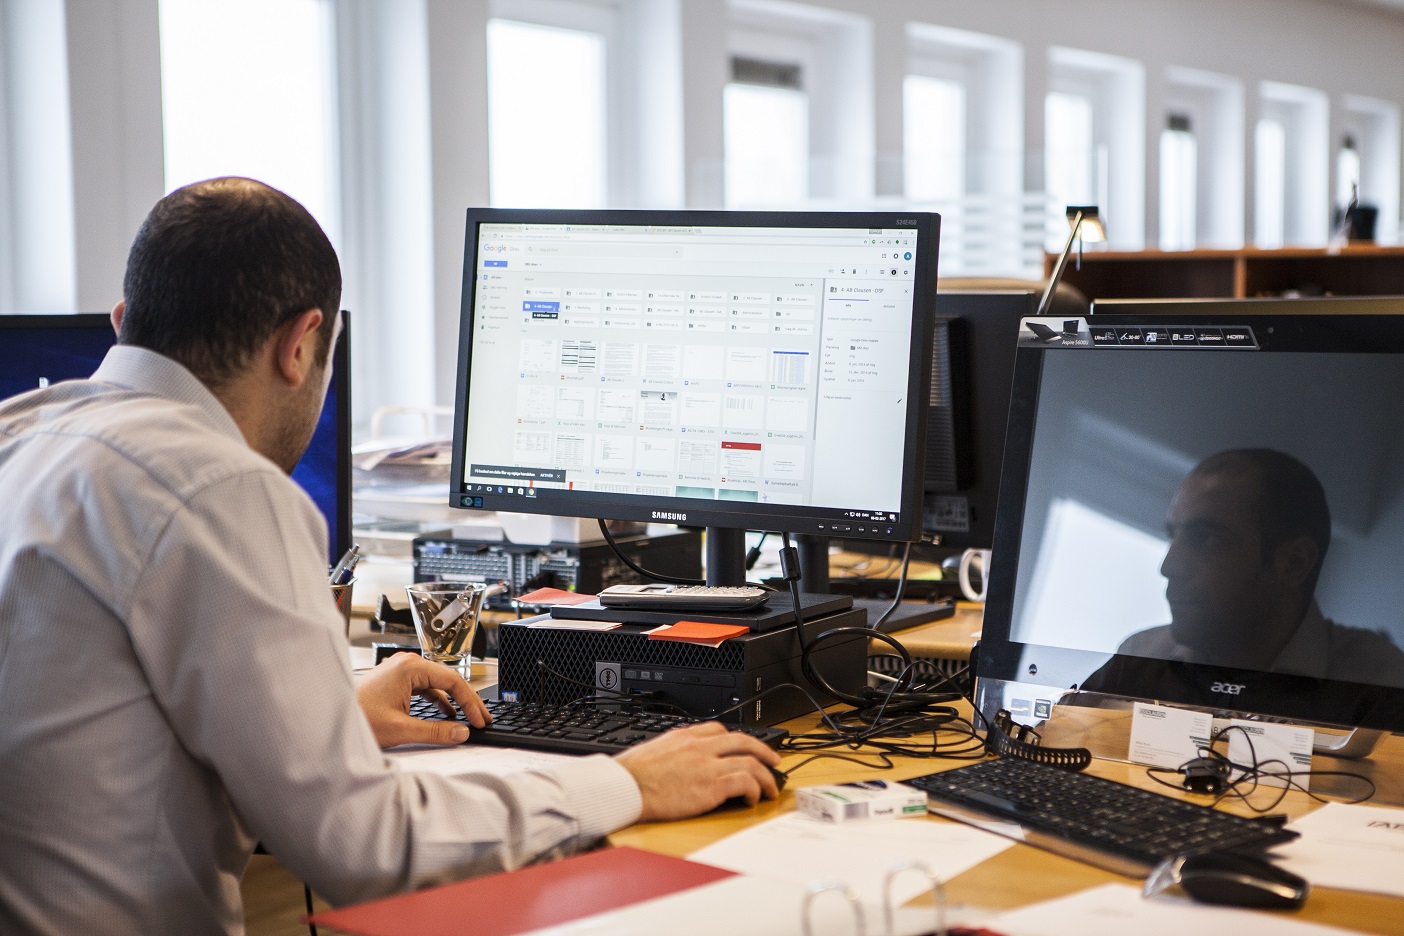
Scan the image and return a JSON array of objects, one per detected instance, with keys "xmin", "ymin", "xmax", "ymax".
[{"xmin": 1181, "ymin": 756, "xmax": 1229, "ymax": 795}]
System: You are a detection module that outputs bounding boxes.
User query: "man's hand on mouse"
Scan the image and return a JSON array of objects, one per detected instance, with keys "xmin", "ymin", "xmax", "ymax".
[
  {"xmin": 614, "ymin": 722, "xmax": 782, "ymax": 821},
  {"xmin": 356, "ymin": 653, "xmax": 490, "ymax": 748}
]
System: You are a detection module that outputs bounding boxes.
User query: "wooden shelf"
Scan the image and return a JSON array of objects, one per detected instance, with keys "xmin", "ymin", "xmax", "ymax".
[{"xmin": 1048, "ymin": 245, "xmax": 1404, "ymax": 300}]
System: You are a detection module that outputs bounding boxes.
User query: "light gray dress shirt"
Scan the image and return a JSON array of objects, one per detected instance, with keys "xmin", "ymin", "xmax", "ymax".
[{"xmin": 0, "ymin": 345, "xmax": 642, "ymax": 936}]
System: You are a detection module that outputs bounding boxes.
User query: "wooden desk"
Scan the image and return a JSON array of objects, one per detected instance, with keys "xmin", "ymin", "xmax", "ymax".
[
  {"xmin": 611, "ymin": 704, "xmax": 1404, "ymax": 934},
  {"xmin": 878, "ymin": 600, "xmax": 983, "ymax": 660}
]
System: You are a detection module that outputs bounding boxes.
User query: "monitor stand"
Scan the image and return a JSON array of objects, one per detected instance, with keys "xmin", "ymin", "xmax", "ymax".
[{"xmin": 793, "ymin": 533, "xmax": 954, "ymax": 633}]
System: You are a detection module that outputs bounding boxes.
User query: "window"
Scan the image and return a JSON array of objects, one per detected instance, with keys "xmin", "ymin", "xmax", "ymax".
[
  {"xmin": 1255, "ymin": 119, "xmax": 1287, "ymax": 249},
  {"xmin": 723, "ymin": 57, "xmax": 808, "ymax": 208},
  {"xmin": 486, "ymin": 18, "xmax": 607, "ymax": 209},
  {"xmin": 903, "ymin": 74, "xmax": 965, "ymax": 202},
  {"xmin": 1256, "ymin": 82, "xmax": 1329, "ymax": 247},
  {"xmin": 1337, "ymin": 135, "xmax": 1361, "ymax": 211},
  {"xmin": 1045, "ymin": 92, "xmax": 1096, "ymax": 209},
  {"xmin": 724, "ymin": 3, "xmax": 873, "ymax": 208},
  {"xmin": 1339, "ymin": 96, "xmax": 1401, "ymax": 245},
  {"xmin": 1046, "ymin": 48, "xmax": 1145, "ymax": 250},
  {"xmin": 1, "ymin": 0, "xmax": 76, "ymax": 312},
  {"xmin": 158, "ymin": 0, "xmax": 339, "ymax": 239},
  {"xmin": 1163, "ymin": 67, "xmax": 1245, "ymax": 249},
  {"xmin": 1159, "ymin": 114, "xmax": 1197, "ymax": 250}
]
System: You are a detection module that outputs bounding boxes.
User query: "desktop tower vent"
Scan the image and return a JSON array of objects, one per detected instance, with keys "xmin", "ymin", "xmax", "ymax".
[
  {"xmin": 496, "ymin": 611, "xmax": 868, "ymax": 724},
  {"xmin": 925, "ymin": 317, "xmax": 972, "ymax": 490},
  {"xmin": 499, "ymin": 627, "xmax": 746, "ymax": 706}
]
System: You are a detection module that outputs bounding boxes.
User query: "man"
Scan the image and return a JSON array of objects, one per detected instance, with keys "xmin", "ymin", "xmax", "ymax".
[
  {"xmin": 0, "ymin": 178, "xmax": 779, "ymax": 935},
  {"xmin": 1084, "ymin": 449, "xmax": 1404, "ymax": 693}
]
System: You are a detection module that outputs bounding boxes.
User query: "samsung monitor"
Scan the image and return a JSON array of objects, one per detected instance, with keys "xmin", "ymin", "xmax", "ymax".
[
  {"xmin": 0, "ymin": 313, "xmax": 352, "ymax": 566},
  {"xmin": 449, "ymin": 209, "xmax": 939, "ymax": 585},
  {"xmin": 976, "ymin": 309, "xmax": 1404, "ymax": 750}
]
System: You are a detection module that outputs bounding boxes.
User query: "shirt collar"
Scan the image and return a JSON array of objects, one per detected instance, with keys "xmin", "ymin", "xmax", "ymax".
[
  {"xmin": 92, "ymin": 345, "xmax": 248, "ymax": 447},
  {"xmin": 1270, "ymin": 601, "xmax": 1330, "ymax": 678}
]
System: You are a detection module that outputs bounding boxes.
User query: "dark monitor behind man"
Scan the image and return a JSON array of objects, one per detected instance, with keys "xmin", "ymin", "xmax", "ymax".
[
  {"xmin": 1084, "ymin": 448, "xmax": 1404, "ymax": 696},
  {"xmin": 0, "ymin": 178, "xmax": 779, "ymax": 936}
]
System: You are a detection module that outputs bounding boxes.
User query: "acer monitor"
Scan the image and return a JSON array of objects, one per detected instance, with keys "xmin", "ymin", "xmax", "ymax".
[{"xmin": 977, "ymin": 308, "xmax": 1404, "ymax": 753}]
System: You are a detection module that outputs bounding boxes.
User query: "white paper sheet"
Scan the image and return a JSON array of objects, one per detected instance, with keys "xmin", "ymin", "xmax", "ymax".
[
  {"xmin": 520, "ymin": 873, "xmax": 974, "ymax": 936},
  {"xmin": 386, "ymin": 743, "xmax": 574, "ymax": 777},
  {"xmin": 1274, "ymin": 801, "xmax": 1404, "ymax": 898},
  {"xmin": 687, "ymin": 811, "xmax": 1013, "ymax": 906},
  {"xmin": 988, "ymin": 883, "xmax": 1362, "ymax": 936}
]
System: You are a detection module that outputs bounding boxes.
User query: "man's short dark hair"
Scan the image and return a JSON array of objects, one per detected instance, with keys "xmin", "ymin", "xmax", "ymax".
[
  {"xmin": 1194, "ymin": 448, "xmax": 1332, "ymax": 589},
  {"xmin": 118, "ymin": 177, "xmax": 341, "ymax": 387}
]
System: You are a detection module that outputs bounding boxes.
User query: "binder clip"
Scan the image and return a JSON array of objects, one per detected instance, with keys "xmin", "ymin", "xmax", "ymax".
[
  {"xmin": 884, "ymin": 860, "xmax": 948, "ymax": 936},
  {"xmin": 801, "ymin": 880, "xmax": 866, "ymax": 936},
  {"xmin": 800, "ymin": 861, "xmax": 960, "ymax": 936}
]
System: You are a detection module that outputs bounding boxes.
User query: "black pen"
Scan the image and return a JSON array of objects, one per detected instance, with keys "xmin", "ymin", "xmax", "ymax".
[{"xmin": 329, "ymin": 543, "xmax": 360, "ymax": 585}]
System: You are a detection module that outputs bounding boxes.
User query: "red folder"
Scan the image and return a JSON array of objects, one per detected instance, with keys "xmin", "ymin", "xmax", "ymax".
[{"xmin": 309, "ymin": 846, "xmax": 736, "ymax": 936}]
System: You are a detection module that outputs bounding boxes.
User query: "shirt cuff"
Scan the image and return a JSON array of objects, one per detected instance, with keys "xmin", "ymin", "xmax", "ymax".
[{"xmin": 548, "ymin": 754, "xmax": 643, "ymax": 840}]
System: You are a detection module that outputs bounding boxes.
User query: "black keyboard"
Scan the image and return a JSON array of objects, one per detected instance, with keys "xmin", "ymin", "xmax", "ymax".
[
  {"xmin": 408, "ymin": 696, "xmax": 788, "ymax": 756},
  {"xmin": 908, "ymin": 756, "xmax": 1299, "ymax": 877}
]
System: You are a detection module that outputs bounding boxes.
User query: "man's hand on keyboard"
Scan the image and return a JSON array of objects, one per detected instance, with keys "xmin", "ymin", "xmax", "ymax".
[
  {"xmin": 356, "ymin": 653, "xmax": 491, "ymax": 749},
  {"xmin": 615, "ymin": 721, "xmax": 782, "ymax": 821}
]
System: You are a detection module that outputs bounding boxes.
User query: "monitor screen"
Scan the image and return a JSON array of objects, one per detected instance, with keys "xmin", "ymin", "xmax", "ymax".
[
  {"xmin": 920, "ymin": 290, "xmax": 1034, "ymax": 550},
  {"xmin": 0, "ymin": 313, "xmax": 351, "ymax": 566},
  {"xmin": 449, "ymin": 209, "xmax": 939, "ymax": 577},
  {"xmin": 977, "ymin": 311, "xmax": 1404, "ymax": 735}
]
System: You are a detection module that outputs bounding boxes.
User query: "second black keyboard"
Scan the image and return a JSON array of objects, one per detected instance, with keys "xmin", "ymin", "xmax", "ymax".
[
  {"xmin": 907, "ymin": 756, "xmax": 1299, "ymax": 877},
  {"xmin": 408, "ymin": 696, "xmax": 788, "ymax": 756}
]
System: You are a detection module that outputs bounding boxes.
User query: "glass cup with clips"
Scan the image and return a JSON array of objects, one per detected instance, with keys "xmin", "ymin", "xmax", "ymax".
[{"xmin": 404, "ymin": 582, "xmax": 505, "ymax": 677}]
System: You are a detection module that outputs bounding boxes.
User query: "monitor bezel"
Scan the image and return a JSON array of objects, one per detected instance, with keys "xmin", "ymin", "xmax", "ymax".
[
  {"xmin": 978, "ymin": 311, "xmax": 1404, "ymax": 734},
  {"xmin": 0, "ymin": 311, "xmax": 352, "ymax": 567},
  {"xmin": 449, "ymin": 208, "xmax": 938, "ymax": 543}
]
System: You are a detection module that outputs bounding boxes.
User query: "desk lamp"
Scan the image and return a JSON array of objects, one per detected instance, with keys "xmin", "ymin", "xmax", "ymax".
[{"xmin": 1037, "ymin": 205, "xmax": 1105, "ymax": 316}]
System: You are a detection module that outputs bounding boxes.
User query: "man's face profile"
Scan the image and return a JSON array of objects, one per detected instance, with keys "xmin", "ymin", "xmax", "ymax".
[{"xmin": 1160, "ymin": 466, "xmax": 1281, "ymax": 655}]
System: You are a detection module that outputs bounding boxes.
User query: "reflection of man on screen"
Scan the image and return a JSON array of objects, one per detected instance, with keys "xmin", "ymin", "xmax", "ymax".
[{"xmin": 1108, "ymin": 448, "xmax": 1404, "ymax": 681}]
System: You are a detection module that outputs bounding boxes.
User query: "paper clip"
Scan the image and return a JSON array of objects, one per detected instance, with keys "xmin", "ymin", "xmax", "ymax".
[
  {"xmin": 883, "ymin": 860, "xmax": 947, "ymax": 936},
  {"xmin": 801, "ymin": 880, "xmax": 867, "ymax": 936}
]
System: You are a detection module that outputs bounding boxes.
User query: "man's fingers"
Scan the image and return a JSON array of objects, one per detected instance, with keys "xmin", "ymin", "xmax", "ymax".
[
  {"xmin": 403, "ymin": 657, "xmax": 489, "ymax": 728},
  {"xmin": 691, "ymin": 723, "xmax": 782, "ymax": 766},
  {"xmin": 385, "ymin": 712, "xmax": 471, "ymax": 748}
]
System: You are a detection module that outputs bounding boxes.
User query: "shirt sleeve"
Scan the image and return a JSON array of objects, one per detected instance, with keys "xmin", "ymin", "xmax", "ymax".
[{"xmin": 121, "ymin": 468, "xmax": 642, "ymax": 905}]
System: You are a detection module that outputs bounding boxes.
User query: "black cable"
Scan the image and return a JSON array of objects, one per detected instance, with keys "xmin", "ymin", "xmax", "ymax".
[
  {"xmin": 1145, "ymin": 724, "xmax": 1376, "ymax": 809},
  {"xmin": 596, "ymin": 518, "xmax": 705, "ymax": 586},
  {"xmin": 304, "ymin": 885, "xmax": 318, "ymax": 936},
  {"xmin": 869, "ymin": 541, "xmax": 913, "ymax": 631}
]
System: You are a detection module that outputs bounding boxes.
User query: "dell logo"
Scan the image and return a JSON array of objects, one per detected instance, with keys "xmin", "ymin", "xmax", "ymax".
[
  {"xmin": 652, "ymin": 510, "xmax": 687, "ymax": 522},
  {"xmin": 1210, "ymin": 681, "xmax": 1245, "ymax": 695}
]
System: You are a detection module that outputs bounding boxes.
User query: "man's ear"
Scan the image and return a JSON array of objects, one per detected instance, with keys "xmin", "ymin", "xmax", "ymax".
[
  {"xmin": 274, "ymin": 308, "xmax": 325, "ymax": 388},
  {"xmin": 1274, "ymin": 535, "xmax": 1320, "ymax": 590},
  {"xmin": 111, "ymin": 300, "xmax": 125, "ymax": 336}
]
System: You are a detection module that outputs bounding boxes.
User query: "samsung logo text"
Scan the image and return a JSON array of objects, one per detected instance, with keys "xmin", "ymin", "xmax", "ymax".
[{"xmin": 652, "ymin": 511, "xmax": 687, "ymax": 522}]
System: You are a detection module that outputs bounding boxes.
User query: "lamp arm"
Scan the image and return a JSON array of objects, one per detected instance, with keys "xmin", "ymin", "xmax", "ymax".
[{"xmin": 1037, "ymin": 209, "xmax": 1084, "ymax": 317}]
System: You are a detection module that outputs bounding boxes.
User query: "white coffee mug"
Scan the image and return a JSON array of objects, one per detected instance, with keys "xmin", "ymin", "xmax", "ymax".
[{"xmin": 958, "ymin": 548, "xmax": 992, "ymax": 603}]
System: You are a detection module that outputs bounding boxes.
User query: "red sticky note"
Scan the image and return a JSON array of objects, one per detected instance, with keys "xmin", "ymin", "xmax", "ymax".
[
  {"xmin": 514, "ymin": 587, "xmax": 596, "ymax": 606},
  {"xmin": 647, "ymin": 621, "xmax": 750, "ymax": 643}
]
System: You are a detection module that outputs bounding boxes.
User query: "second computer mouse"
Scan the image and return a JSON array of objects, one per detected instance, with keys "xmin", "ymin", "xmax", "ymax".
[{"xmin": 1145, "ymin": 852, "xmax": 1309, "ymax": 910}]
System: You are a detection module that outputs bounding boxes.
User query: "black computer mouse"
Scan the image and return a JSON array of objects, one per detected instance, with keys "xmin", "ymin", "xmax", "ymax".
[{"xmin": 1162, "ymin": 852, "xmax": 1309, "ymax": 910}]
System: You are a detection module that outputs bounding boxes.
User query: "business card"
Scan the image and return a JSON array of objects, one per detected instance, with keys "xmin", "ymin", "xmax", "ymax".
[
  {"xmin": 1226, "ymin": 719, "xmax": 1314, "ymax": 790},
  {"xmin": 1127, "ymin": 702, "xmax": 1212, "ymax": 769}
]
